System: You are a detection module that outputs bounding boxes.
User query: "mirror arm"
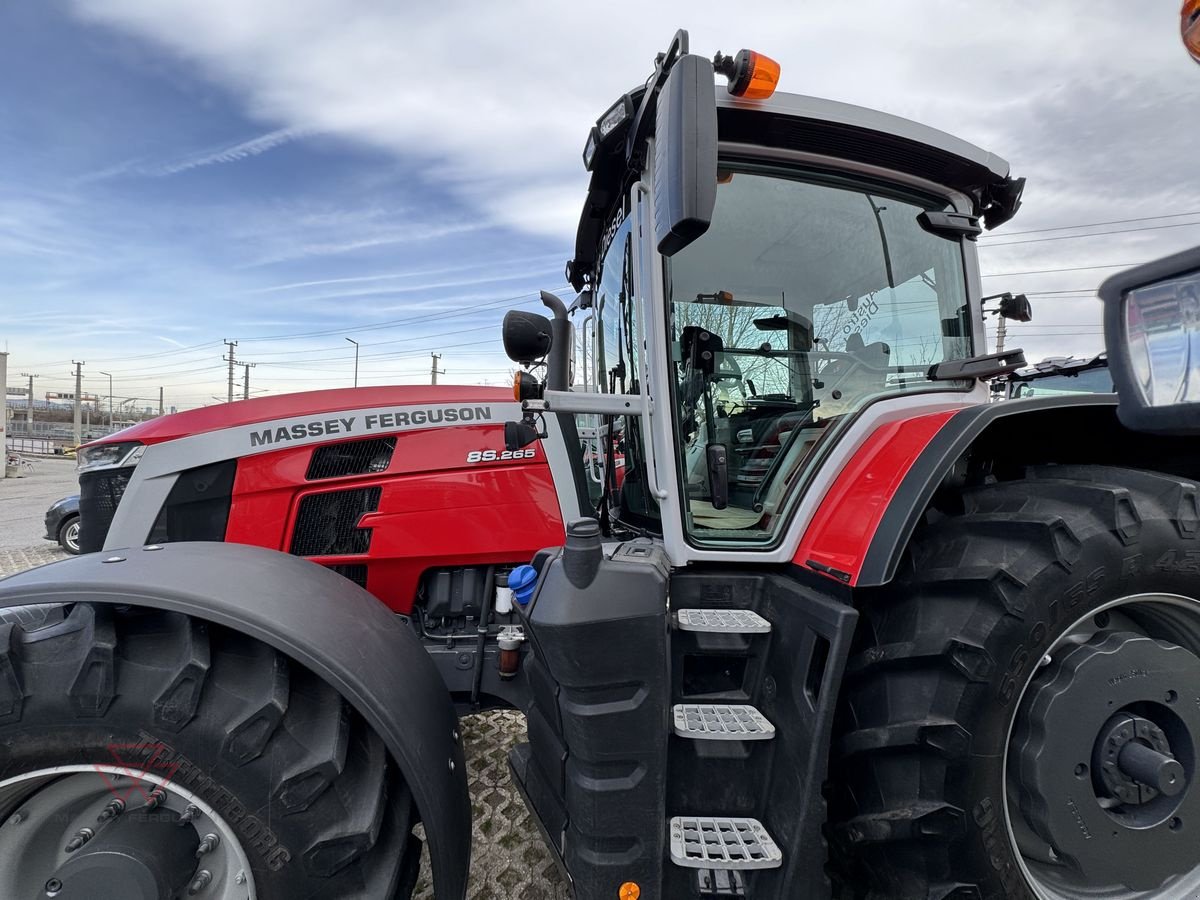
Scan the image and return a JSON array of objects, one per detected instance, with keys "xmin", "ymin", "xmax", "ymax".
[{"xmin": 540, "ymin": 291, "xmax": 572, "ymax": 392}]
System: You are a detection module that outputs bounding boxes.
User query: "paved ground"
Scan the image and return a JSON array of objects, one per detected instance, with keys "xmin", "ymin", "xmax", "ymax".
[
  {"xmin": 0, "ymin": 455, "xmax": 78, "ymax": 551},
  {"xmin": 0, "ymin": 473, "xmax": 568, "ymax": 899}
]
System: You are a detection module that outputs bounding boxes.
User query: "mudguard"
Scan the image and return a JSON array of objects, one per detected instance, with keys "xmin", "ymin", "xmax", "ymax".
[
  {"xmin": 0, "ymin": 541, "xmax": 471, "ymax": 900},
  {"xmin": 797, "ymin": 396, "xmax": 1157, "ymax": 587}
]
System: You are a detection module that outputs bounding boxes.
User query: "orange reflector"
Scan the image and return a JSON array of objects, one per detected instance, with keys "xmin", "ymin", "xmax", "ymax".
[
  {"xmin": 738, "ymin": 50, "xmax": 781, "ymax": 99},
  {"xmin": 1185, "ymin": 0, "xmax": 1200, "ymax": 63},
  {"xmin": 512, "ymin": 370, "xmax": 523, "ymax": 402},
  {"xmin": 618, "ymin": 883, "xmax": 640, "ymax": 900}
]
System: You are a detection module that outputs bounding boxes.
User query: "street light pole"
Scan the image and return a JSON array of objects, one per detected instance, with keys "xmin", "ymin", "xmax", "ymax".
[
  {"xmin": 346, "ymin": 337, "xmax": 359, "ymax": 388},
  {"xmin": 98, "ymin": 371, "xmax": 113, "ymax": 429}
]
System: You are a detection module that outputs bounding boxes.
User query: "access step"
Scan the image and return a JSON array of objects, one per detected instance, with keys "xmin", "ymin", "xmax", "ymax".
[
  {"xmin": 669, "ymin": 816, "xmax": 782, "ymax": 870},
  {"xmin": 672, "ymin": 704, "xmax": 775, "ymax": 741},
  {"xmin": 674, "ymin": 609, "xmax": 771, "ymax": 635}
]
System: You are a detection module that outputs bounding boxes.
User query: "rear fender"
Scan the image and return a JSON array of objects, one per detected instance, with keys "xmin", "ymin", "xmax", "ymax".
[
  {"xmin": 0, "ymin": 542, "xmax": 471, "ymax": 900},
  {"xmin": 799, "ymin": 395, "xmax": 1200, "ymax": 588}
]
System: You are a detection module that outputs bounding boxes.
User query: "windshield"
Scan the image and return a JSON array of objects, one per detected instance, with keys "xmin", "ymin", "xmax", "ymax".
[
  {"xmin": 1011, "ymin": 366, "xmax": 1113, "ymax": 398},
  {"xmin": 665, "ymin": 165, "xmax": 972, "ymax": 546}
]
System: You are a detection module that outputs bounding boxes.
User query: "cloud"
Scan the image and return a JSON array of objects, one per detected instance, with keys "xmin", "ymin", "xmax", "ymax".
[{"xmin": 65, "ymin": 1, "xmax": 1199, "ymax": 243}]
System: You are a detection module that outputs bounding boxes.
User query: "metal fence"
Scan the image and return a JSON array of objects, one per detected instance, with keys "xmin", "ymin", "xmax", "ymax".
[{"xmin": 5, "ymin": 437, "xmax": 62, "ymax": 456}]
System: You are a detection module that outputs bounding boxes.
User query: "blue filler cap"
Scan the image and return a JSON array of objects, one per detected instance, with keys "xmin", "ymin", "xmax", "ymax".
[{"xmin": 509, "ymin": 565, "xmax": 539, "ymax": 606}]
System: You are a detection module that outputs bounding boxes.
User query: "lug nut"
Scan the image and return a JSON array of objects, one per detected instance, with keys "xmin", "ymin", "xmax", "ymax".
[
  {"xmin": 97, "ymin": 798, "xmax": 125, "ymax": 823},
  {"xmin": 44, "ymin": 877, "xmax": 63, "ymax": 896},
  {"xmin": 144, "ymin": 788, "xmax": 167, "ymax": 810},
  {"xmin": 65, "ymin": 827, "xmax": 95, "ymax": 852},
  {"xmin": 195, "ymin": 833, "xmax": 220, "ymax": 857},
  {"xmin": 178, "ymin": 804, "xmax": 201, "ymax": 826},
  {"xmin": 188, "ymin": 870, "xmax": 212, "ymax": 895},
  {"xmin": 235, "ymin": 870, "xmax": 246, "ymax": 885}
]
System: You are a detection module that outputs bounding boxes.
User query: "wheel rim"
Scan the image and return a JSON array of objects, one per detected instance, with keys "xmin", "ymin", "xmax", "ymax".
[
  {"xmin": 62, "ymin": 520, "xmax": 80, "ymax": 553},
  {"xmin": 1005, "ymin": 593, "xmax": 1200, "ymax": 899},
  {"xmin": 0, "ymin": 765, "xmax": 257, "ymax": 900}
]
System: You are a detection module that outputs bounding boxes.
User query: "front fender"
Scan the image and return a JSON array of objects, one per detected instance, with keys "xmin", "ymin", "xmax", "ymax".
[{"xmin": 0, "ymin": 542, "xmax": 471, "ymax": 899}]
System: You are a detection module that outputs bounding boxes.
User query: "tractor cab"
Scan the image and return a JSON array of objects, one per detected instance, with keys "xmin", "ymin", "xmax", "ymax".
[{"xmin": 506, "ymin": 29, "xmax": 1025, "ymax": 563}]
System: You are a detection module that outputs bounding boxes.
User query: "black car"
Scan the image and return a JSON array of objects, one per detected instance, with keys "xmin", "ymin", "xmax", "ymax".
[{"xmin": 43, "ymin": 494, "xmax": 81, "ymax": 554}]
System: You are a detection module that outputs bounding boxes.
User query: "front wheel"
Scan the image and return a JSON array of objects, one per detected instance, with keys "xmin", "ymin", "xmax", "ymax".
[
  {"xmin": 57, "ymin": 516, "xmax": 81, "ymax": 554},
  {"xmin": 0, "ymin": 604, "xmax": 422, "ymax": 899},
  {"xmin": 832, "ymin": 465, "xmax": 1200, "ymax": 899}
]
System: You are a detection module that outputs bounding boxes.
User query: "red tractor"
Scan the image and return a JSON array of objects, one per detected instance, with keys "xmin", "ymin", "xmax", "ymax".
[{"xmin": 2, "ymin": 30, "xmax": 1199, "ymax": 900}]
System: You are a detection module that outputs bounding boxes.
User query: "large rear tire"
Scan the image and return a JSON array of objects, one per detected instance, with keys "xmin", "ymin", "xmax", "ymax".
[
  {"xmin": 0, "ymin": 603, "xmax": 421, "ymax": 899},
  {"xmin": 832, "ymin": 465, "xmax": 1200, "ymax": 899}
]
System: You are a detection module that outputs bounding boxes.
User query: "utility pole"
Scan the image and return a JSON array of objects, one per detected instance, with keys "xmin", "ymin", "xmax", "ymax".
[
  {"xmin": 71, "ymin": 361, "xmax": 84, "ymax": 447},
  {"xmin": 430, "ymin": 353, "xmax": 445, "ymax": 386},
  {"xmin": 0, "ymin": 352, "xmax": 7, "ymax": 480},
  {"xmin": 20, "ymin": 373, "xmax": 37, "ymax": 428},
  {"xmin": 239, "ymin": 362, "xmax": 257, "ymax": 400},
  {"xmin": 99, "ymin": 371, "xmax": 113, "ymax": 429},
  {"xmin": 995, "ymin": 315, "xmax": 1007, "ymax": 354},
  {"xmin": 346, "ymin": 337, "xmax": 359, "ymax": 388},
  {"xmin": 223, "ymin": 339, "xmax": 238, "ymax": 403},
  {"xmin": 158, "ymin": 386, "xmax": 164, "ymax": 416}
]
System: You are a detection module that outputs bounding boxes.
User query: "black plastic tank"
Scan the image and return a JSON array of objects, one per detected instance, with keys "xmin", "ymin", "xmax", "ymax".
[{"xmin": 515, "ymin": 519, "xmax": 670, "ymax": 900}]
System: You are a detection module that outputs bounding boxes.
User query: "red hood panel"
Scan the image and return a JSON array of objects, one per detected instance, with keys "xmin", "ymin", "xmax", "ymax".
[{"xmin": 99, "ymin": 385, "xmax": 512, "ymax": 446}]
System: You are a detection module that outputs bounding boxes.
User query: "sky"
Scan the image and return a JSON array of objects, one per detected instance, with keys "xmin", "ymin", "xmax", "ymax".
[{"xmin": 1, "ymin": 0, "xmax": 1198, "ymax": 412}]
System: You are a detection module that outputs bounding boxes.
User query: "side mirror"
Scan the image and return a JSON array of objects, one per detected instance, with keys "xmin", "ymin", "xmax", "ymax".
[
  {"xmin": 1100, "ymin": 246, "xmax": 1200, "ymax": 434},
  {"xmin": 999, "ymin": 293, "xmax": 1033, "ymax": 322},
  {"xmin": 502, "ymin": 310, "xmax": 553, "ymax": 365},
  {"xmin": 680, "ymin": 326, "xmax": 722, "ymax": 376},
  {"xmin": 653, "ymin": 53, "xmax": 718, "ymax": 256}
]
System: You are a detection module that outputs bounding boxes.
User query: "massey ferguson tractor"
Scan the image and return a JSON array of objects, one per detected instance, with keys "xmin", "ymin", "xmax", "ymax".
[{"xmin": 2, "ymin": 29, "xmax": 1199, "ymax": 900}]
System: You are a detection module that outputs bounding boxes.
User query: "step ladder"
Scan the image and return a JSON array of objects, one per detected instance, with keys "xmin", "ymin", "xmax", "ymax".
[
  {"xmin": 672, "ymin": 704, "xmax": 775, "ymax": 741},
  {"xmin": 669, "ymin": 608, "xmax": 782, "ymax": 877},
  {"xmin": 674, "ymin": 608, "xmax": 771, "ymax": 634},
  {"xmin": 669, "ymin": 816, "xmax": 782, "ymax": 870}
]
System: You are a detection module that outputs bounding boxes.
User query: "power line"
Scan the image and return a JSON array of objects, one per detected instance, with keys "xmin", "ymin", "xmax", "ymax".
[
  {"xmin": 981, "ymin": 262, "xmax": 1145, "ymax": 277},
  {"xmin": 982, "ymin": 220, "xmax": 1200, "ymax": 248},
  {"xmin": 981, "ymin": 210, "xmax": 1200, "ymax": 239}
]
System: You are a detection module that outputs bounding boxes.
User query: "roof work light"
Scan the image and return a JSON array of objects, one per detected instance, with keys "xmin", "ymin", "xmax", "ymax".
[{"xmin": 713, "ymin": 49, "xmax": 781, "ymax": 99}]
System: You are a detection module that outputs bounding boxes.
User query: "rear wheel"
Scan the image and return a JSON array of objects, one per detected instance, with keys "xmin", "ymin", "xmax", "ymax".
[
  {"xmin": 832, "ymin": 465, "xmax": 1200, "ymax": 899},
  {"xmin": 0, "ymin": 603, "xmax": 421, "ymax": 899}
]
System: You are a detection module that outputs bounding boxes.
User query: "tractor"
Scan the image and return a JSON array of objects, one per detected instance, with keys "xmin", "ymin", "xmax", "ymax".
[{"xmin": 2, "ymin": 29, "xmax": 1199, "ymax": 900}]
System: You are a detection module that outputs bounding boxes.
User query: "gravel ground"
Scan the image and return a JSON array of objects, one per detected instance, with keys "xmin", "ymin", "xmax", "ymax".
[
  {"xmin": 0, "ymin": 482, "xmax": 568, "ymax": 900},
  {"xmin": 0, "ymin": 455, "xmax": 79, "ymax": 551}
]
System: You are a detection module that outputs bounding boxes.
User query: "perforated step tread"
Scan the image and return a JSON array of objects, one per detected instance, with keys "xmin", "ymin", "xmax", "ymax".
[
  {"xmin": 669, "ymin": 816, "xmax": 782, "ymax": 870},
  {"xmin": 673, "ymin": 704, "xmax": 775, "ymax": 741},
  {"xmin": 675, "ymin": 609, "xmax": 771, "ymax": 634}
]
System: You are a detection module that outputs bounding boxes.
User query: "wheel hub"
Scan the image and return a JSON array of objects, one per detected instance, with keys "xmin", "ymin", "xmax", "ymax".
[
  {"xmin": 1013, "ymin": 629, "xmax": 1200, "ymax": 892},
  {"xmin": 48, "ymin": 808, "xmax": 198, "ymax": 899},
  {"xmin": 0, "ymin": 767, "xmax": 256, "ymax": 900},
  {"xmin": 1094, "ymin": 712, "xmax": 1186, "ymax": 804}
]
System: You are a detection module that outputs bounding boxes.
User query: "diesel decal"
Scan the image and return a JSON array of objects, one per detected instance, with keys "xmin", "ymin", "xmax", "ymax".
[{"xmin": 248, "ymin": 405, "xmax": 492, "ymax": 448}]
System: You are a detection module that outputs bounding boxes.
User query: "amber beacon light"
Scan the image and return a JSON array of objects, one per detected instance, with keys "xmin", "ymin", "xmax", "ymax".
[
  {"xmin": 1185, "ymin": 0, "xmax": 1200, "ymax": 63},
  {"xmin": 713, "ymin": 48, "xmax": 781, "ymax": 99}
]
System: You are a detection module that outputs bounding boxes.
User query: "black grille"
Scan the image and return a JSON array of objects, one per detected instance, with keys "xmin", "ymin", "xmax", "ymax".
[
  {"xmin": 147, "ymin": 460, "xmax": 236, "ymax": 545},
  {"xmin": 78, "ymin": 467, "xmax": 135, "ymax": 553},
  {"xmin": 325, "ymin": 564, "xmax": 369, "ymax": 589},
  {"xmin": 306, "ymin": 437, "xmax": 396, "ymax": 480},
  {"xmin": 290, "ymin": 487, "xmax": 381, "ymax": 557}
]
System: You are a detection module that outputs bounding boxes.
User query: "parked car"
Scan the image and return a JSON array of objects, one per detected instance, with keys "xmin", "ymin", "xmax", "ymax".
[{"xmin": 43, "ymin": 494, "xmax": 81, "ymax": 554}]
